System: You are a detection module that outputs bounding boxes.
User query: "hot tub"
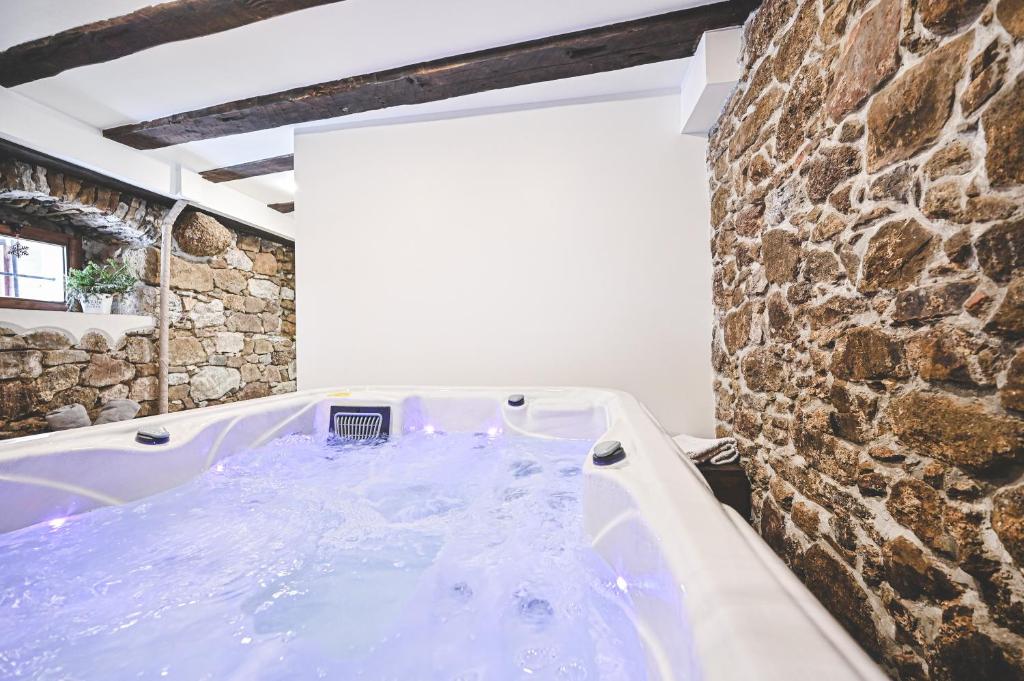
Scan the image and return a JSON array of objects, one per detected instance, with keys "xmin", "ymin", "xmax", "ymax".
[{"xmin": 0, "ymin": 387, "xmax": 885, "ymax": 681}]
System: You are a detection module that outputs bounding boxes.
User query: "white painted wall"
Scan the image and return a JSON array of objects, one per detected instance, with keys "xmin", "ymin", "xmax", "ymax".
[{"xmin": 295, "ymin": 95, "xmax": 714, "ymax": 435}]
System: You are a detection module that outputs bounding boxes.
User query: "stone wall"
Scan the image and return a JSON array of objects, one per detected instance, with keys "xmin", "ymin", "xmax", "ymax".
[
  {"xmin": 707, "ymin": 0, "xmax": 1024, "ymax": 677},
  {"xmin": 0, "ymin": 327, "xmax": 157, "ymax": 438},
  {"xmin": 1, "ymin": 159, "xmax": 168, "ymax": 245},
  {"xmin": 0, "ymin": 207, "xmax": 296, "ymax": 438},
  {"xmin": 125, "ymin": 218, "xmax": 297, "ymax": 412}
]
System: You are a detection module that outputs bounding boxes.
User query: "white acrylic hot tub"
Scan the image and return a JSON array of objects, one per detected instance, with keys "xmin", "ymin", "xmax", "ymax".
[{"xmin": 0, "ymin": 387, "xmax": 886, "ymax": 681}]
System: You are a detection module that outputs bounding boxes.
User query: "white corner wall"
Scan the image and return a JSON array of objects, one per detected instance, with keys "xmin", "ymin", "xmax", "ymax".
[{"xmin": 295, "ymin": 95, "xmax": 714, "ymax": 436}]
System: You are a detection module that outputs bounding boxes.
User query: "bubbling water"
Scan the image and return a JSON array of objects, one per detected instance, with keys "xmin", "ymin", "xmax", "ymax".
[{"xmin": 0, "ymin": 431, "xmax": 649, "ymax": 680}]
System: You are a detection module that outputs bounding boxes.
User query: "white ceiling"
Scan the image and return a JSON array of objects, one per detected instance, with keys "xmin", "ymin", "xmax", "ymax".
[{"xmin": 0, "ymin": 0, "xmax": 703, "ymax": 204}]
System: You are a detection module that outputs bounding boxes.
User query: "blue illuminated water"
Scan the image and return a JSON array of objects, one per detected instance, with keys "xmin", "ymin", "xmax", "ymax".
[{"xmin": 0, "ymin": 431, "xmax": 649, "ymax": 680}]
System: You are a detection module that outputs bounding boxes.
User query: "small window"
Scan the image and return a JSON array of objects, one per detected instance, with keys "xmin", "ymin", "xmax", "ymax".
[{"xmin": 0, "ymin": 223, "xmax": 83, "ymax": 311}]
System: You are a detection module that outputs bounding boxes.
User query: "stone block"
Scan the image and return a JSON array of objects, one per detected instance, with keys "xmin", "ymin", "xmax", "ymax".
[
  {"xmin": 226, "ymin": 313, "xmax": 263, "ymax": 333},
  {"xmin": 992, "ymin": 485, "xmax": 1024, "ymax": 565},
  {"xmin": 248, "ymin": 278, "xmax": 280, "ymax": 300},
  {"xmin": 797, "ymin": 543, "xmax": 882, "ymax": 657},
  {"xmin": 776, "ymin": 68, "xmax": 824, "ymax": 161},
  {"xmin": 762, "ymin": 229, "xmax": 801, "ymax": 282},
  {"xmin": 907, "ymin": 325, "xmax": 994, "ymax": 387},
  {"xmin": 742, "ymin": 346, "xmax": 787, "ymax": 392},
  {"xmin": 883, "ymin": 536, "xmax": 961, "ymax": 600},
  {"xmin": 745, "ymin": 0, "xmax": 797, "ymax": 61},
  {"xmin": 36, "ymin": 365, "xmax": 80, "ymax": 401},
  {"xmin": 82, "ymin": 355, "xmax": 134, "ymax": 387},
  {"xmin": 984, "ymin": 278, "xmax": 1024, "ymax": 338},
  {"xmin": 45, "ymin": 403, "xmax": 90, "ymax": 431},
  {"xmin": 94, "ymin": 399, "xmax": 142, "ymax": 424},
  {"xmin": 190, "ymin": 299, "xmax": 225, "ymax": 328},
  {"xmin": 826, "ymin": 0, "xmax": 901, "ymax": 119},
  {"xmin": 41, "ymin": 349, "xmax": 90, "ymax": 366},
  {"xmin": 190, "ymin": 366, "xmax": 241, "ymax": 402},
  {"xmin": 213, "ymin": 269, "xmax": 247, "ymax": 294},
  {"xmin": 998, "ymin": 0, "xmax": 1024, "ymax": 38},
  {"xmin": 173, "ymin": 212, "xmax": 231, "ymax": 257},
  {"xmin": 831, "ymin": 327, "xmax": 908, "ymax": 381},
  {"xmin": 892, "ymin": 281, "xmax": 975, "ymax": 322},
  {"xmin": 123, "ymin": 337, "xmax": 153, "ymax": 364},
  {"xmin": 23, "ymin": 329, "xmax": 73, "ymax": 350},
  {"xmin": 976, "ymin": 219, "xmax": 1024, "ymax": 283},
  {"xmin": 888, "ymin": 391, "xmax": 1024, "ymax": 469},
  {"xmin": 804, "ymin": 146, "xmax": 861, "ymax": 203},
  {"xmin": 168, "ymin": 337, "xmax": 207, "ymax": 366},
  {"xmin": 251, "ymin": 252, "xmax": 279, "ymax": 276},
  {"xmin": 922, "ymin": 140, "xmax": 974, "ymax": 179},
  {"xmin": 866, "ymin": 32, "xmax": 972, "ymax": 171},
  {"xmin": 224, "ymin": 247, "xmax": 254, "ymax": 270},
  {"xmin": 0, "ymin": 350, "xmax": 42, "ymax": 379},
  {"xmin": 772, "ymin": 0, "xmax": 818, "ymax": 83},
  {"xmin": 858, "ymin": 219, "xmax": 934, "ymax": 293},
  {"xmin": 215, "ymin": 332, "xmax": 245, "ymax": 354},
  {"xmin": 129, "ymin": 376, "xmax": 159, "ymax": 402},
  {"xmin": 919, "ymin": 0, "xmax": 987, "ymax": 33}
]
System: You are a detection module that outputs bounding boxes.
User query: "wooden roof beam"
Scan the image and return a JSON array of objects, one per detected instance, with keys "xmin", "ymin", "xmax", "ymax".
[
  {"xmin": 104, "ymin": 0, "xmax": 761, "ymax": 149},
  {"xmin": 0, "ymin": 0, "xmax": 345, "ymax": 87}
]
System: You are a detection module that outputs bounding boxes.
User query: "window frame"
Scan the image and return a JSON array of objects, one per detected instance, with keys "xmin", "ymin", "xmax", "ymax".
[{"xmin": 0, "ymin": 222, "xmax": 84, "ymax": 311}]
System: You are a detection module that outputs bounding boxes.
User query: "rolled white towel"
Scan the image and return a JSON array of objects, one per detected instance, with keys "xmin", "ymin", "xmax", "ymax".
[{"xmin": 672, "ymin": 433, "xmax": 739, "ymax": 466}]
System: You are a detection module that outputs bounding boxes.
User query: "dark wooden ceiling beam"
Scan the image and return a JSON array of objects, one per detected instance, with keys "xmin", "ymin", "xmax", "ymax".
[
  {"xmin": 104, "ymin": 0, "xmax": 760, "ymax": 149},
  {"xmin": 269, "ymin": 202, "xmax": 295, "ymax": 213},
  {"xmin": 199, "ymin": 154, "xmax": 295, "ymax": 183},
  {"xmin": 0, "ymin": 0, "xmax": 345, "ymax": 87}
]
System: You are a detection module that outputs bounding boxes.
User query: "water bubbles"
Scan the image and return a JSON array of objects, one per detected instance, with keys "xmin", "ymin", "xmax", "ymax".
[
  {"xmin": 515, "ymin": 591, "xmax": 554, "ymax": 629},
  {"xmin": 450, "ymin": 581, "xmax": 473, "ymax": 603},
  {"xmin": 510, "ymin": 460, "xmax": 542, "ymax": 478},
  {"xmin": 557, "ymin": 660, "xmax": 589, "ymax": 680},
  {"xmin": 452, "ymin": 671, "xmax": 483, "ymax": 681},
  {"xmin": 516, "ymin": 647, "xmax": 557, "ymax": 673},
  {"xmin": 0, "ymin": 430, "xmax": 650, "ymax": 679},
  {"xmin": 547, "ymin": 491, "xmax": 576, "ymax": 511},
  {"xmin": 503, "ymin": 487, "xmax": 528, "ymax": 502}
]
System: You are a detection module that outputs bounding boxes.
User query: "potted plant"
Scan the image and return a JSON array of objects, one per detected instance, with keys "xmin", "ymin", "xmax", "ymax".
[{"xmin": 66, "ymin": 259, "xmax": 136, "ymax": 314}]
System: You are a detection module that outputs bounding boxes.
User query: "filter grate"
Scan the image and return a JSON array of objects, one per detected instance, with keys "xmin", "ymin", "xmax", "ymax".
[
  {"xmin": 333, "ymin": 412, "xmax": 383, "ymax": 440},
  {"xmin": 329, "ymin": 406, "xmax": 391, "ymax": 441}
]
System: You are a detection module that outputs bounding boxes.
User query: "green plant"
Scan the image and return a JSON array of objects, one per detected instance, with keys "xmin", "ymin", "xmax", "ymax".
[{"xmin": 66, "ymin": 259, "xmax": 137, "ymax": 301}]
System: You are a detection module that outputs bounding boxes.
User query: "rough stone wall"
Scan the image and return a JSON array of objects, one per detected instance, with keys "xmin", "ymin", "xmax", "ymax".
[
  {"xmin": 0, "ymin": 327, "xmax": 158, "ymax": 438},
  {"xmin": 707, "ymin": 0, "xmax": 1024, "ymax": 677},
  {"xmin": 0, "ymin": 159, "xmax": 169, "ymax": 245},
  {"xmin": 0, "ymin": 211, "xmax": 296, "ymax": 438},
  {"xmin": 127, "ymin": 228, "xmax": 297, "ymax": 412}
]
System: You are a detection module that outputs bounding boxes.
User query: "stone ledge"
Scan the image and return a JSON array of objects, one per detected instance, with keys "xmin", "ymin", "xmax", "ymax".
[{"xmin": 0, "ymin": 309, "xmax": 155, "ymax": 345}]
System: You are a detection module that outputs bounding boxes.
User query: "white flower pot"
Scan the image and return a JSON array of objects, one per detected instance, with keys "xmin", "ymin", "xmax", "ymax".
[{"xmin": 80, "ymin": 293, "xmax": 114, "ymax": 314}]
